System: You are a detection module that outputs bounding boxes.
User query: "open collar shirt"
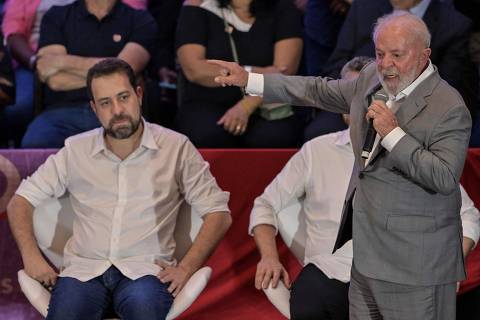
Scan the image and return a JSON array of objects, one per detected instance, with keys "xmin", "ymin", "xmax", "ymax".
[{"xmin": 16, "ymin": 121, "xmax": 230, "ymax": 281}]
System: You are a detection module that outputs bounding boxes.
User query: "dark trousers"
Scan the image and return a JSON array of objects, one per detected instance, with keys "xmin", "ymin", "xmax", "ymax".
[
  {"xmin": 457, "ymin": 286, "xmax": 480, "ymax": 320},
  {"xmin": 290, "ymin": 263, "xmax": 349, "ymax": 320},
  {"xmin": 177, "ymin": 101, "xmax": 301, "ymax": 148}
]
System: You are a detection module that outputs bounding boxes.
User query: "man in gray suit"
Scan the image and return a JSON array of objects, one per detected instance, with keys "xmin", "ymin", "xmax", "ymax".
[{"xmin": 210, "ymin": 12, "xmax": 472, "ymax": 320}]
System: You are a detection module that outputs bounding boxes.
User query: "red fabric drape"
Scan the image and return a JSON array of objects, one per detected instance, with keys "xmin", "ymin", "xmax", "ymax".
[{"xmin": 1, "ymin": 148, "xmax": 479, "ymax": 318}]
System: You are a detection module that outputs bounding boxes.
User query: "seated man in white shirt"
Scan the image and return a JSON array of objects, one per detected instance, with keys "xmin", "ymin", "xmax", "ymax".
[
  {"xmin": 7, "ymin": 58, "xmax": 232, "ymax": 320},
  {"xmin": 249, "ymin": 57, "xmax": 480, "ymax": 320}
]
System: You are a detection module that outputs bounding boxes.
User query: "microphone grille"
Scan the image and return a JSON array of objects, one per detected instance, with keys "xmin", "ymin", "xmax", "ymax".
[{"xmin": 373, "ymin": 90, "xmax": 388, "ymax": 102}]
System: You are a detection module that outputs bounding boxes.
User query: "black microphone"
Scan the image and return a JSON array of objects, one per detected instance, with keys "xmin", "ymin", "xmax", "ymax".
[{"xmin": 361, "ymin": 89, "xmax": 388, "ymax": 159}]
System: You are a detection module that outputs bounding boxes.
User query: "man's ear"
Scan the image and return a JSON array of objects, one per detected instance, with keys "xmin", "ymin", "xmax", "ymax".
[
  {"xmin": 136, "ymin": 85, "xmax": 143, "ymax": 102},
  {"xmin": 422, "ymin": 48, "xmax": 432, "ymax": 64},
  {"xmin": 90, "ymin": 100, "xmax": 97, "ymax": 113}
]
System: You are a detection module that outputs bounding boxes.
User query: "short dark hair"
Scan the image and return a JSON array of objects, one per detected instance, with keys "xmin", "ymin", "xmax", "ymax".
[
  {"xmin": 217, "ymin": 0, "xmax": 277, "ymax": 16},
  {"xmin": 340, "ymin": 56, "xmax": 375, "ymax": 79},
  {"xmin": 86, "ymin": 58, "xmax": 137, "ymax": 100}
]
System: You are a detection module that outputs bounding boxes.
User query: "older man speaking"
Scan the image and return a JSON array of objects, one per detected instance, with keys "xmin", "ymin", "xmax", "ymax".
[{"xmin": 211, "ymin": 12, "xmax": 471, "ymax": 320}]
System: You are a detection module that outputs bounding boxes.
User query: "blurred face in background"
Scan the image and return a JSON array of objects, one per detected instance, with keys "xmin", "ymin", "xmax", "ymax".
[{"xmin": 389, "ymin": 0, "xmax": 422, "ymax": 10}]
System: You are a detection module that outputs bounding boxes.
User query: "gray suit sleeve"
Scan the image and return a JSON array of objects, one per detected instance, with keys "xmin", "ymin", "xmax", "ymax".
[
  {"xmin": 263, "ymin": 74, "xmax": 354, "ymax": 114},
  {"xmin": 389, "ymin": 105, "xmax": 472, "ymax": 195}
]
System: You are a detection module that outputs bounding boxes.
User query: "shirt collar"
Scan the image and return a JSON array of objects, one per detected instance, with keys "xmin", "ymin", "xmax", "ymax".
[
  {"xmin": 393, "ymin": 0, "xmax": 431, "ymax": 18},
  {"xmin": 78, "ymin": 0, "xmax": 121, "ymax": 20},
  {"xmin": 408, "ymin": 0, "xmax": 431, "ymax": 18},
  {"xmin": 90, "ymin": 118, "xmax": 159, "ymax": 157},
  {"xmin": 335, "ymin": 128, "xmax": 351, "ymax": 147},
  {"xmin": 389, "ymin": 60, "xmax": 434, "ymax": 102}
]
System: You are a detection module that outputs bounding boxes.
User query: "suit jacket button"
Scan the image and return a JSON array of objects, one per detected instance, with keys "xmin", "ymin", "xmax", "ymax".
[{"xmin": 358, "ymin": 172, "xmax": 364, "ymax": 179}]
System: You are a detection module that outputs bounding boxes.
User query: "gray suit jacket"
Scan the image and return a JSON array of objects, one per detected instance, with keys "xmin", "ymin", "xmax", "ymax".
[{"xmin": 263, "ymin": 62, "xmax": 471, "ymax": 285}]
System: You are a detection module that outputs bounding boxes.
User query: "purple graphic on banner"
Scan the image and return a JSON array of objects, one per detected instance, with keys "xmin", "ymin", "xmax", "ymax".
[{"xmin": 0, "ymin": 150, "xmax": 57, "ymax": 320}]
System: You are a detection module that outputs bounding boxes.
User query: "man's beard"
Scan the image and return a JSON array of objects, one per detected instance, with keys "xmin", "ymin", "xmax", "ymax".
[
  {"xmin": 377, "ymin": 67, "xmax": 417, "ymax": 96},
  {"xmin": 104, "ymin": 114, "xmax": 141, "ymax": 139}
]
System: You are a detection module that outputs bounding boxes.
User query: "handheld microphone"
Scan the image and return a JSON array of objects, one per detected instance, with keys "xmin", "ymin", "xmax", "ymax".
[{"xmin": 361, "ymin": 89, "xmax": 388, "ymax": 159}]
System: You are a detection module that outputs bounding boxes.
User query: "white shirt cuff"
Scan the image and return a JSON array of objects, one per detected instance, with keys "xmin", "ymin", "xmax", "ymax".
[
  {"xmin": 381, "ymin": 127, "xmax": 406, "ymax": 152},
  {"xmin": 245, "ymin": 72, "xmax": 264, "ymax": 96},
  {"xmin": 462, "ymin": 221, "xmax": 480, "ymax": 248}
]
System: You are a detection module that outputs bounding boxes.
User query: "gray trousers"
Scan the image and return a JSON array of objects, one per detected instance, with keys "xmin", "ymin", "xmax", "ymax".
[{"xmin": 349, "ymin": 265, "xmax": 457, "ymax": 320}]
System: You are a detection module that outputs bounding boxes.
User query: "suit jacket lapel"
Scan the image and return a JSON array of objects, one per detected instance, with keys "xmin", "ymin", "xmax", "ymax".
[
  {"xmin": 363, "ymin": 68, "xmax": 440, "ymax": 169},
  {"xmin": 359, "ymin": 80, "xmax": 383, "ymax": 168},
  {"xmin": 396, "ymin": 69, "xmax": 440, "ymax": 128}
]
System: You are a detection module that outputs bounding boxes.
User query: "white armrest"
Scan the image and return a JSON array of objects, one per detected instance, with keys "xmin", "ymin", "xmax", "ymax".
[
  {"xmin": 262, "ymin": 281, "xmax": 291, "ymax": 319},
  {"xmin": 166, "ymin": 266, "xmax": 212, "ymax": 320},
  {"xmin": 17, "ymin": 269, "xmax": 51, "ymax": 317}
]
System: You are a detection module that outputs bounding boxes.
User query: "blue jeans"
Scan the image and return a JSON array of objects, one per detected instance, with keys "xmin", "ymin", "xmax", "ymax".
[
  {"xmin": 46, "ymin": 266, "xmax": 173, "ymax": 320},
  {"xmin": 1, "ymin": 67, "xmax": 34, "ymax": 145},
  {"xmin": 21, "ymin": 103, "xmax": 100, "ymax": 148}
]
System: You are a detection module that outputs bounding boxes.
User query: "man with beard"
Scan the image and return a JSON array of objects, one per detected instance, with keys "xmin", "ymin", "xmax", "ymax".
[
  {"xmin": 7, "ymin": 58, "xmax": 232, "ymax": 320},
  {"xmin": 211, "ymin": 12, "xmax": 471, "ymax": 319}
]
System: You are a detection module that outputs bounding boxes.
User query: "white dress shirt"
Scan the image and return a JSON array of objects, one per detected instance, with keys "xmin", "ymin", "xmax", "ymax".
[
  {"xmin": 249, "ymin": 129, "xmax": 480, "ymax": 283},
  {"xmin": 16, "ymin": 121, "xmax": 230, "ymax": 281}
]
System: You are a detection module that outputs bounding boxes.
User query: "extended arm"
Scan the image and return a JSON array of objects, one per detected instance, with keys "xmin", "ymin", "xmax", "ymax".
[
  {"xmin": 250, "ymin": 146, "xmax": 310, "ymax": 289},
  {"xmin": 7, "ymin": 195, "xmax": 58, "ymax": 286},
  {"xmin": 157, "ymin": 141, "xmax": 231, "ymax": 296}
]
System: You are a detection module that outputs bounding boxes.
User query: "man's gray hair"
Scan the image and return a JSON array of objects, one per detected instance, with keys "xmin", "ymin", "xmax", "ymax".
[
  {"xmin": 372, "ymin": 12, "xmax": 431, "ymax": 48},
  {"xmin": 340, "ymin": 56, "xmax": 375, "ymax": 78}
]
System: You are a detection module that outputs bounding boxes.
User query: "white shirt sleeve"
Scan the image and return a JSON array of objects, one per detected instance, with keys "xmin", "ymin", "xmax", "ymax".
[
  {"xmin": 248, "ymin": 146, "xmax": 309, "ymax": 235},
  {"xmin": 15, "ymin": 148, "xmax": 69, "ymax": 207},
  {"xmin": 381, "ymin": 127, "xmax": 406, "ymax": 152},
  {"xmin": 245, "ymin": 72, "xmax": 265, "ymax": 97},
  {"xmin": 179, "ymin": 140, "xmax": 231, "ymax": 217},
  {"xmin": 460, "ymin": 185, "xmax": 480, "ymax": 248}
]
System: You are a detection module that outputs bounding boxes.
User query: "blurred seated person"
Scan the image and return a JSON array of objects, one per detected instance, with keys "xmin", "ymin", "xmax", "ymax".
[
  {"xmin": 19, "ymin": 0, "xmax": 156, "ymax": 148},
  {"xmin": 146, "ymin": 0, "xmax": 184, "ymax": 128},
  {"xmin": 0, "ymin": 40, "xmax": 15, "ymax": 108},
  {"xmin": 1, "ymin": 0, "xmax": 147, "ymax": 147},
  {"xmin": 175, "ymin": 0, "xmax": 303, "ymax": 148},
  {"xmin": 454, "ymin": 0, "xmax": 480, "ymax": 147},
  {"xmin": 303, "ymin": 56, "xmax": 373, "ymax": 142},
  {"xmin": 304, "ymin": 0, "xmax": 351, "ymax": 77}
]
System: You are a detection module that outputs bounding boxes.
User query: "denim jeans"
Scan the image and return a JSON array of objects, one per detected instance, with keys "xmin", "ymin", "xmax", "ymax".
[
  {"xmin": 46, "ymin": 266, "xmax": 173, "ymax": 320},
  {"xmin": 1, "ymin": 67, "xmax": 34, "ymax": 145},
  {"xmin": 21, "ymin": 103, "xmax": 100, "ymax": 148}
]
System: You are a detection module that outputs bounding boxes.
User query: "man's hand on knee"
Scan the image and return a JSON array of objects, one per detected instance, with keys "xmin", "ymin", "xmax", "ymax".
[
  {"xmin": 24, "ymin": 254, "xmax": 58, "ymax": 289},
  {"xmin": 255, "ymin": 257, "xmax": 291, "ymax": 290},
  {"xmin": 156, "ymin": 260, "xmax": 194, "ymax": 297}
]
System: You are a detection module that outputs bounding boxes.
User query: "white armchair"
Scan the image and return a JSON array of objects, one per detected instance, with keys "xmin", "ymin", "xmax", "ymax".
[
  {"xmin": 262, "ymin": 201, "xmax": 307, "ymax": 319},
  {"xmin": 17, "ymin": 194, "xmax": 212, "ymax": 319}
]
